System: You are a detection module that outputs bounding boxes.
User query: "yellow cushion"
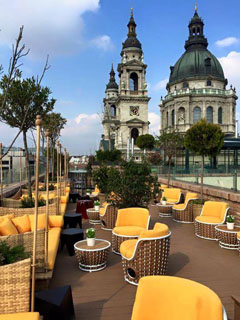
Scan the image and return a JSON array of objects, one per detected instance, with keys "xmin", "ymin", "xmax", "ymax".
[
  {"xmin": 195, "ymin": 216, "xmax": 223, "ymax": 224},
  {"xmin": 185, "ymin": 192, "xmax": 198, "ymax": 203},
  {"xmin": 237, "ymin": 232, "xmax": 240, "ymax": 239},
  {"xmin": 49, "ymin": 215, "xmax": 63, "ymax": 228},
  {"xmin": 131, "ymin": 276, "xmax": 223, "ymax": 320},
  {"xmin": 202, "ymin": 201, "xmax": 228, "ymax": 222},
  {"xmin": 139, "ymin": 223, "xmax": 169, "ymax": 239},
  {"xmin": 0, "ymin": 313, "xmax": 40, "ymax": 320},
  {"xmin": 0, "ymin": 217, "xmax": 18, "ymax": 236},
  {"xmin": 103, "ymin": 201, "xmax": 108, "ymax": 207},
  {"xmin": 115, "ymin": 208, "xmax": 149, "ymax": 228},
  {"xmin": 0, "ymin": 214, "xmax": 14, "ymax": 223},
  {"xmin": 99, "ymin": 207, "xmax": 106, "ymax": 216},
  {"xmin": 162, "ymin": 188, "xmax": 181, "ymax": 202},
  {"xmin": 60, "ymin": 203, "xmax": 67, "ymax": 215},
  {"xmin": 173, "ymin": 203, "xmax": 185, "ymax": 210},
  {"xmin": 113, "ymin": 226, "xmax": 145, "ymax": 236},
  {"xmin": 66, "ymin": 187, "xmax": 70, "ymax": 192},
  {"xmin": 29, "ymin": 214, "xmax": 46, "ymax": 231},
  {"xmin": 61, "ymin": 196, "xmax": 68, "ymax": 204},
  {"xmin": 12, "ymin": 215, "xmax": 31, "ymax": 234},
  {"xmin": 120, "ymin": 239, "xmax": 137, "ymax": 259},
  {"xmin": 48, "ymin": 227, "xmax": 61, "ymax": 270}
]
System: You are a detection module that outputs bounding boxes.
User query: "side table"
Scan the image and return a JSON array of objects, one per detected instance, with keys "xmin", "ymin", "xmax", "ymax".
[
  {"xmin": 215, "ymin": 225, "xmax": 240, "ymax": 250},
  {"xmin": 64, "ymin": 213, "xmax": 82, "ymax": 229},
  {"xmin": 74, "ymin": 239, "xmax": 111, "ymax": 272},
  {"xmin": 157, "ymin": 203, "xmax": 173, "ymax": 217},
  {"xmin": 61, "ymin": 228, "xmax": 84, "ymax": 256},
  {"xmin": 86, "ymin": 208, "xmax": 100, "ymax": 224}
]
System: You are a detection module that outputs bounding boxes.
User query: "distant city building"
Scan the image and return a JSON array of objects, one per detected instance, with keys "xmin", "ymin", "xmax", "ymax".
[
  {"xmin": 160, "ymin": 7, "xmax": 238, "ymax": 136},
  {"xmin": 100, "ymin": 9, "xmax": 150, "ymax": 160}
]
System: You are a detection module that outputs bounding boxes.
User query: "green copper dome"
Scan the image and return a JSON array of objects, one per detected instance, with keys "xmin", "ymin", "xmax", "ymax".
[{"xmin": 169, "ymin": 11, "xmax": 226, "ymax": 85}]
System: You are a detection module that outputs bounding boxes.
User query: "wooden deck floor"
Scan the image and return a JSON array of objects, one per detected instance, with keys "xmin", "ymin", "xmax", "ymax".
[{"xmin": 50, "ymin": 203, "xmax": 240, "ymax": 320}]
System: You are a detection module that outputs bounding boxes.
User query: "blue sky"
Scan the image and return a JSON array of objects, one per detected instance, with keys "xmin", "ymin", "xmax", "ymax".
[{"xmin": 0, "ymin": 0, "xmax": 239, "ymax": 154}]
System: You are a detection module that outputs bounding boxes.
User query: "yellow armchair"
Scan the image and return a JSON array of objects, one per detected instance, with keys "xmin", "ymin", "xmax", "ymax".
[
  {"xmin": 112, "ymin": 208, "xmax": 150, "ymax": 254},
  {"xmin": 172, "ymin": 192, "xmax": 198, "ymax": 223},
  {"xmin": 195, "ymin": 201, "xmax": 229, "ymax": 240},
  {"xmin": 131, "ymin": 276, "xmax": 226, "ymax": 320},
  {"xmin": 161, "ymin": 188, "xmax": 182, "ymax": 204}
]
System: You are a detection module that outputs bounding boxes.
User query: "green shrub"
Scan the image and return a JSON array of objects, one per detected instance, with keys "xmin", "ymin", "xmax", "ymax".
[
  {"xmin": 93, "ymin": 166, "xmax": 110, "ymax": 194},
  {"xmin": 21, "ymin": 196, "xmax": 46, "ymax": 208},
  {"xmin": 96, "ymin": 149, "xmax": 122, "ymax": 163},
  {"xmin": 192, "ymin": 199, "xmax": 205, "ymax": 205},
  {"xmin": 0, "ymin": 242, "xmax": 29, "ymax": 266}
]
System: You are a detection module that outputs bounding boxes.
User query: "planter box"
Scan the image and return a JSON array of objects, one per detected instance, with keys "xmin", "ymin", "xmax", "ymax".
[
  {"xmin": 192, "ymin": 204, "xmax": 203, "ymax": 220},
  {"xmin": 0, "ymin": 258, "xmax": 31, "ymax": 314}
]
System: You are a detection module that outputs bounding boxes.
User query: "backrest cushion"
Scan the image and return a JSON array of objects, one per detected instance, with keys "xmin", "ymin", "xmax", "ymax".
[
  {"xmin": 12, "ymin": 215, "xmax": 31, "ymax": 234},
  {"xmin": 138, "ymin": 223, "xmax": 169, "ymax": 239},
  {"xmin": 202, "ymin": 201, "xmax": 228, "ymax": 220},
  {"xmin": 185, "ymin": 193, "xmax": 198, "ymax": 203},
  {"xmin": 49, "ymin": 215, "xmax": 64, "ymax": 228},
  {"xmin": 61, "ymin": 196, "xmax": 68, "ymax": 204},
  {"xmin": 162, "ymin": 188, "xmax": 181, "ymax": 201},
  {"xmin": 116, "ymin": 208, "xmax": 149, "ymax": 228},
  {"xmin": 0, "ymin": 217, "xmax": 18, "ymax": 236},
  {"xmin": 29, "ymin": 213, "xmax": 47, "ymax": 231}
]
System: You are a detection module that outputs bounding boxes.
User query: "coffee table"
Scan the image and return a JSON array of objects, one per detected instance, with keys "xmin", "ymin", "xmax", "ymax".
[
  {"xmin": 215, "ymin": 225, "xmax": 240, "ymax": 250},
  {"xmin": 157, "ymin": 203, "xmax": 173, "ymax": 217},
  {"xmin": 74, "ymin": 239, "xmax": 111, "ymax": 272},
  {"xmin": 86, "ymin": 208, "xmax": 100, "ymax": 224}
]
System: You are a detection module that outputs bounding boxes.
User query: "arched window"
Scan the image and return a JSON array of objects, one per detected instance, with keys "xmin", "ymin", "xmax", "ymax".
[
  {"xmin": 193, "ymin": 106, "xmax": 201, "ymax": 123},
  {"xmin": 129, "ymin": 72, "xmax": 138, "ymax": 91},
  {"xmin": 110, "ymin": 105, "xmax": 116, "ymax": 117},
  {"xmin": 166, "ymin": 111, "xmax": 168, "ymax": 127},
  {"xmin": 178, "ymin": 107, "xmax": 185, "ymax": 123},
  {"xmin": 131, "ymin": 128, "xmax": 139, "ymax": 144},
  {"xmin": 218, "ymin": 107, "xmax": 222, "ymax": 124},
  {"xmin": 171, "ymin": 110, "xmax": 175, "ymax": 126},
  {"xmin": 206, "ymin": 80, "xmax": 212, "ymax": 86},
  {"xmin": 206, "ymin": 106, "xmax": 213, "ymax": 123}
]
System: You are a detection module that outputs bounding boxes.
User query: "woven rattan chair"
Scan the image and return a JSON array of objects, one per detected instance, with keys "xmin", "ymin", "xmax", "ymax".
[
  {"xmin": 99, "ymin": 204, "xmax": 118, "ymax": 230},
  {"xmin": 195, "ymin": 201, "xmax": 229, "ymax": 240},
  {"xmin": 161, "ymin": 188, "xmax": 182, "ymax": 204},
  {"xmin": 172, "ymin": 192, "xmax": 199, "ymax": 223},
  {"xmin": 112, "ymin": 208, "xmax": 150, "ymax": 255},
  {"xmin": 131, "ymin": 276, "xmax": 228, "ymax": 320},
  {"xmin": 120, "ymin": 223, "xmax": 171, "ymax": 285},
  {"xmin": 237, "ymin": 232, "xmax": 240, "ymax": 254}
]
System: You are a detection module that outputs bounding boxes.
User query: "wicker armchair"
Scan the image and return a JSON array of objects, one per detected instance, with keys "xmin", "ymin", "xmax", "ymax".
[
  {"xmin": 99, "ymin": 204, "xmax": 118, "ymax": 231},
  {"xmin": 172, "ymin": 192, "xmax": 199, "ymax": 223},
  {"xmin": 237, "ymin": 232, "xmax": 240, "ymax": 254},
  {"xmin": 161, "ymin": 188, "xmax": 182, "ymax": 204},
  {"xmin": 131, "ymin": 276, "xmax": 227, "ymax": 320},
  {"xmin": 195, "ymin": 201, "xmax": 229, "ymax": 240},
  {"xmin": 120, "ymin": 223, "xmax": 171, "ymax": 285},
  {"xmin": 112, "ymin": 208, "xmax": 150, "ymax": 255}
]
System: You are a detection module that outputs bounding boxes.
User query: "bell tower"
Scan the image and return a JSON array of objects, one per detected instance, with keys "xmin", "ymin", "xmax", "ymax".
[{"xmin": 115, "ymin": 9, "xmax": 150, "ymax": 157}]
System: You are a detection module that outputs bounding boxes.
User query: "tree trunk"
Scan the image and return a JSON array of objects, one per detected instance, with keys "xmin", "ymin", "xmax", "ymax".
[
  {"xmin": 201, "ymin": 154, "xmax": 204, "ymax": 203},
  {"xmin": 167, "ymin": 156, "xmax": 171, "ymax": 187},
  {"xmin": 52, "ymin": 144, "xmax": 55, "ymax": 183},
  {"xmin": 23, "ymin": 130, "xmax": 32, "ymax": 198}
]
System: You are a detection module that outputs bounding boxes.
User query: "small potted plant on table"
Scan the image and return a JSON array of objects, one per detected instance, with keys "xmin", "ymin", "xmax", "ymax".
[
  {"xmin": 161, "ymin": 196, "xmax": 167, "ymax": 206},
  {"xmin": 94, "ymin": 200, "xmax": 100, "ymax": 211},
  {"xmin": 86, "ymin": 189, "xmax": 91, "ymax": 196},
  {"xmin": 86, "ymin": 228, "xmax": 96, "ymax": 246},
  {"xmin": 226, "ymin": 215, "xmax": 235, "ymax": 230}
]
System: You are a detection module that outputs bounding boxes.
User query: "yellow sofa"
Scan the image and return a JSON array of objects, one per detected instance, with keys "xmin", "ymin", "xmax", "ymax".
[
  {"xmin": 131, "ymin": 276, "xmax": 226, "ymax": 320},
  {"xmin": 120, "ymin": 223, "xmax": 171, "ymax": 284},
  {"xmin": 0, "ymin": 313, "xmax": 40, "ymax": 320},
  {"xmin": 172, "ymin": 192, "xmax": 198, "ymax": 223},
  {"xmin": 112, "ymin": 208, "xmax": 150, "ymax": 254},
  {"xmin": 161, "ymin": 188, "xmax": 182, "ymax": 204},
  {"xmin": 195, "ymin": 201, "xmax": 229, "ymax": 240}
]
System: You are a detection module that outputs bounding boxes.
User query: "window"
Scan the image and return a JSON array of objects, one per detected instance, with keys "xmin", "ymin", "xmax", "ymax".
[
  {"xmin": 110, "ymin": 105, "xmax": 116, "ymax": 117},
  {"xmin": 218, "ymin": 107, "xmax": 222, "ymax": 124},
  {"xmin": 193, "ymin": 106, "xmax": 201, "ymax": 123},
  {"xmin": 206, "ymin": 80, "xmax": 212, "ymax": 86},
  {"xmin": 183, "ymin": 82, "xmax": 188, "ymax": 89},
  {"xmin": 171, "ymin": 110, "xmax": 175, "ymax": 126},
  {"xmin": 131, "ymin": 128, "xmax": 139, "ymax": 144},
  {"xmin": 206, "ymin": 106, "xmax": 213, "ymax": 123},
  {"xmin": 129, "ymin": 72, "xmax": 138, "ymax": 91}
]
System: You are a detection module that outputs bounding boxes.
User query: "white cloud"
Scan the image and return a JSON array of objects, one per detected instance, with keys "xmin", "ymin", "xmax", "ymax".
[
  {"xmin": 91, "ymin": 35, "xmax": 114, "ymax": 51},
  {"xmin": 152, "ymin": 78, "xmax": 168, "ymax": 91},
  {"xmin": 149, "ymin": 112, "xmax": 160, "ymax": 136},
  {"xmin": 218, "ymin": 51, "xmax": 240, "ymax": 89},
  {"xmin": 0, "ymin": 0, "xmax": 101, "ymax": 58},
  {"xmin": 216, "ymin": 37, "xmax": 239, "ymax": 48}
]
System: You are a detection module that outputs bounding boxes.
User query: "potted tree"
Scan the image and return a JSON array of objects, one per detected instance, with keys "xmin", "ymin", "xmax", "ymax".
[
  {"xmin": 226, "ymin": 215, "xmax": 235, "ymax": 230},
  {"xmin": 86, "ymin": 228, "xmax": 96, "ymax": 246},
  {"xmin": 161, "ymin": 196, "xmax": 167, "ymax": 206},
  {"xmin": 94, "ymin": 200, "xmax": 100, "ymax": 211}
]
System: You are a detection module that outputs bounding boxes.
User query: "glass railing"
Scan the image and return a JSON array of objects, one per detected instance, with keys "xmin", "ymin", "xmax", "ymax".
[{"xmin": 151, "ymin": 165, "xmax": 240, "ymax": 192}]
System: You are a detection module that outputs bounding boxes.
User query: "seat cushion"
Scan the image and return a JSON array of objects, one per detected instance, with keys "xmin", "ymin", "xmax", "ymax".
[
  {"xmin": 61, "ymin": 196, "xmax": 68, "ymax": 204},
  {"xmin": 29, "ymin": 214, "xmax": 47, "ymax": 231},
  {"xmin": 12, "ymin": 214, "xmax": 31, "ymax": 233},
  {"xmin": 237, "ymin": 232, "xmax": 240, "ymax": 240},
  {"xmin": 113, "ymin": 226, "xmax": 145, "ymax": 236},
  {"xmin": 60, "ymin": 203, "xmax": 67, "ymax": 215},
  {"xmin": 195, "ymin": 216, "xmax": 222, "ymax": 224},
  {"xmin": 173, "ymin": 203, "xmax": 185, "ymax": 210},
  {"xmin": 120, "ymin": 239, "xmax": 138, "ymax": 259},
  {"xmin": 99, "ymin": 207, "xmax": 106, "ymax": 216},
  {"xmin": 49, "ymin": 215, "xmax": 63, "ymax": 228},
  {"xmin": 0, "ymin": 217, "xmax": 18, "ymax": 236},
  {"xmin": 48, "ymin": 227, "xmax": 61, "ymax": 270},
  {"xmin": 0, "ymin": 313, "xmax": 40, "ymax": 320}
]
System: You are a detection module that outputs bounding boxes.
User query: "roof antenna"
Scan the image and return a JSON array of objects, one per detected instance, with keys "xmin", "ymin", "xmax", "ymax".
[
  {"xmin": 195, "ymin": 1, "xmax": 197, "ymax": 13},
  {"xmin": 131, "ymin": 7, "xmax": 133, "ymax": 17}
]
